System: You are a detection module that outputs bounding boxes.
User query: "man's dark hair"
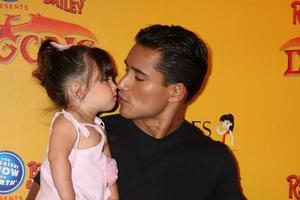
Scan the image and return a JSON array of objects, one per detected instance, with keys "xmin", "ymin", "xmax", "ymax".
[{"xmin": 135, "ymin": 24, "xmax": 208, "ymax": 102}]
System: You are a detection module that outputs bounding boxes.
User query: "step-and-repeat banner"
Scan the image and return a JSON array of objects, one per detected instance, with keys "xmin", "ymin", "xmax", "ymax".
[{"xmin": 1, "ymin": 0, "xmax": 299, "ymax": 199}]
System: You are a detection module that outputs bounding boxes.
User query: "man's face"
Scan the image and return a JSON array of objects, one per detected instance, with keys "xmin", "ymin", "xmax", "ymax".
[{"xmin": 117, "ymin": 44, "xmax": 171, "ymax": 119}]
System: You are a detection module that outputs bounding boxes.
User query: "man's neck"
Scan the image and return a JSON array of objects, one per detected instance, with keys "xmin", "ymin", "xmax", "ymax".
[{"xmin": 133, "ymin": 106, "xmax": 185, "ymax": 139}]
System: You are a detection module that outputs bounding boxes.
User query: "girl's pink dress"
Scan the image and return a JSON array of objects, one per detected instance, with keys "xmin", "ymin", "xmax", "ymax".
[{"xmin": 36, "ymin": 110, "xmax": 118, "ymax": 200}]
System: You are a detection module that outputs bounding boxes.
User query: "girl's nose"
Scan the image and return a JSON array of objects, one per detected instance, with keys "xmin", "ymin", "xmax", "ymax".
[{"xmin": 110, "ymin": 81, "xmax": 117, "ymax": 94}]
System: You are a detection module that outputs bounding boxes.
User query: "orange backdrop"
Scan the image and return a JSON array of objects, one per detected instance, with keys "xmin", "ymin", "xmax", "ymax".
[{"xmin": 1, "ymin": 0, "xmax": 299, "ymax": 199}]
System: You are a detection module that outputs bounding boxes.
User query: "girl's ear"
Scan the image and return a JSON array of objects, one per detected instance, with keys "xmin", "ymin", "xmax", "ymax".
[
  {"xmin": 69, "ymin": 81, "xmax": 85, "ymax": 100},
  {"xmin": 168, "ymin": 83, "xmax": 187, "ymax": 103}
]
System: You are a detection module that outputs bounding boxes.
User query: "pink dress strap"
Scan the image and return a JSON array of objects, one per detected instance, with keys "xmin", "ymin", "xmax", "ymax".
[{"xmin": 60, "ymin": 110, "xmax": 106, "ymax": 150}]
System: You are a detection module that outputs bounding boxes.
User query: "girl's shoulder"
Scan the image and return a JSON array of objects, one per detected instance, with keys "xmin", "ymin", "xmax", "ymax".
[
  {"xmin": 48, "ymin": 112, "xmax": 78, "ymax": 159},
  {"xmin": 51, "ymin": 112, "xmax": 77, "ymax": 136}
]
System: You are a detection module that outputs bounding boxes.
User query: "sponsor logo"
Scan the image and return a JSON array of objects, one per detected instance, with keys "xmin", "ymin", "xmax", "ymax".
[
  {"xmin": 0, "ymin": 151, "xmax": 25, "ymax": 195},
  {"xmin": 0, "ymin": 13, "xmax": 97, "ymax": 64},
  {"xmin": 287, "ymin": 175, "xmax": 300, "ymax": 199},
  {"xmin": 1, "ymin": 0, "xmax": 18, "ymax": 2},
  {"xmin": 192, "ymin": 113, "xmax": 237, "ymax": 149},
  {"xmin": 280, "ymin": 1, "xmax": 300, "ymax": 76},
  {"xmin": 43, "ymin": 0, "xmax": 85, "ymax": 14}
]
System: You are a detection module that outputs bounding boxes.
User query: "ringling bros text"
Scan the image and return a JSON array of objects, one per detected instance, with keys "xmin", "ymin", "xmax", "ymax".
[
  {"xmin": 282, "ymin": 1, "xmax": 300, "ymax": 76},
  {"xmin": 287, "ymin": 175, "xmax": 300, "ymax": 200}
]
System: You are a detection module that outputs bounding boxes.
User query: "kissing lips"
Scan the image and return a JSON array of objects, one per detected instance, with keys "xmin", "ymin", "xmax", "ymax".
[{"xmin": 118, "ymin": 93, "xmax": 129, "ymax": 104}]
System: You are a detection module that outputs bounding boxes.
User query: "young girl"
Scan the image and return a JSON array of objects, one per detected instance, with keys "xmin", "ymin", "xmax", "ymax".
[{"xmin": 33, "ymin": 40, "xmax": 119, "ymax": 200}]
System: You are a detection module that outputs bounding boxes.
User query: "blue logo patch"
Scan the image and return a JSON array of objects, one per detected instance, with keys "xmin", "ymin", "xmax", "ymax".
[{"xmin": 0, "ymin": 151, "xmax": 25, "ymax": 194}]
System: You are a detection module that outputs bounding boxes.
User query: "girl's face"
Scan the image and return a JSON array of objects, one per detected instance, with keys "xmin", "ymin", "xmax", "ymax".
[
  {"xmin": 221, "ymin": 120, "xmax": 232, "ymax": 130},
  {"xmin": 82, "ymin": 70, "xmax": 117, "ymax": 113}
]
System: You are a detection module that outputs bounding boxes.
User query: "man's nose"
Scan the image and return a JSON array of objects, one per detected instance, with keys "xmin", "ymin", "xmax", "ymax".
[{"xmin": 117, "ymin": 74, "xmax": 128, "ymax": 91}]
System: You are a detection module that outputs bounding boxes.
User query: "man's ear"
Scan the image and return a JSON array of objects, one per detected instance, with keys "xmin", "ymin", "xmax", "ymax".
[
  {"xmin": 69, "ymin": 81, "xmax": 85, "ymax": 100},
  {"xmin": 168, "ymin": 83, "xmax": 187, "ymax": 103}
]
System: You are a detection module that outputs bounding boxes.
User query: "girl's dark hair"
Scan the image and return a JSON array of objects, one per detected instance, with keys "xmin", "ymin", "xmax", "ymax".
[
  {"xmin": 135, "ymin": 24, "xmax": 208, "ymax": 102},
  {"xmin": 33, "ymin": 39, "xmax": 116, "ymax": 108},
  {"xmin": 220, "ymin": 114, "xmax": 234, "ymax": 131}
]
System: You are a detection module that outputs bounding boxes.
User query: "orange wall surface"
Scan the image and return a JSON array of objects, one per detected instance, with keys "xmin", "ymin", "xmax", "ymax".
[{"xmin": 0, "ymin": 0, "xmax": 299, "ymax": 199}]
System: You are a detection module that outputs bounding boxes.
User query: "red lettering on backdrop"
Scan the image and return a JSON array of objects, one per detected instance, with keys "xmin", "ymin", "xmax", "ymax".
[
  {"xmin": 77, "ymin": 0, "xmax": 84, "ymax": 14},
  {"xmin": 0, "ymin": 14, "xmax": 96, "ymax": 64},
  {"xmin": 43, "ymin": 0, "xmax": 84, "ymax": 14},
  {"xmin": 64, "ymin": 37, "xmax": 76, "ymax": 45},
  {"xmin": 27, "ymin": 161, "xmax": 40, "ymax": 179},
  {"xmin": 280, "ymin": 2, "xmax": 300, "ymax": 76},
  {"xmin": 0, "ymin": 37, "xmax": 95, "ymax": 65},
  {"xmin": 0, "ymin": 15, "xmax": 19, "ymax": 42},
  {"xmin": 77, "ymin": 39, "xmax": 95, "ymax": 46},
  {"xmin": 291, "ymin": 1, "xmax": 300, "ymax": 24},
  {"xmin": 0, "ymin": 43, "xmax": 17, "ymax": 63},
  {"xmin": 21, "ymin": 35, "xmax": 39, "ymax": 64},
  {"xmin": 26, "ymin": 161, "xmax": 40, "ymax": 189},
  {"xmin": 284, "ymin": 50, "xmax": 300, "ymax": 76},
  {"xmin": 287, "ymin": 175, "xmax": 300, "ymax": 199}
]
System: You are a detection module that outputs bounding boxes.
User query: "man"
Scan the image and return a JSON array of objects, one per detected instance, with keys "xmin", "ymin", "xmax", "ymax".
[{"xmin": 27, "ymin": 24, "xmax": 245, "ymax": 200}]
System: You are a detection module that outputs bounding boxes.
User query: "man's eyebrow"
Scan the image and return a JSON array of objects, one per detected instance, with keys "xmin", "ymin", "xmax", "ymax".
[{"xmin": 124, "ymin": 60, "xmax": 149, "ymax": 77}]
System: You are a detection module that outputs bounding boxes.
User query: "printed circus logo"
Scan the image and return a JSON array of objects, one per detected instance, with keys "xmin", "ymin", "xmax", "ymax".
[
  {"xmin": 0, "ymin": 13, "xmax": 97, "ymax": 64},
  {"xmin": 43, "ymin": 0, "xmax": 85, "ymax": 14},
  {"xmin": 280, "ymin": 1, "xmax": 300, "ymax": 76},
  {"xmin": 0, "ymin": 151, "xmax": 25, "ymax": 195},
  {"xmin": 287, "ymin": 175, "xmax": 300, "ymax": 199},
  {"xmin": 192, "ymin": 113, "xmax": 236, "ymax": 148},
  {"xmin": 215, "ymin": 113, "xmax": 235, "ymax": 147}
]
